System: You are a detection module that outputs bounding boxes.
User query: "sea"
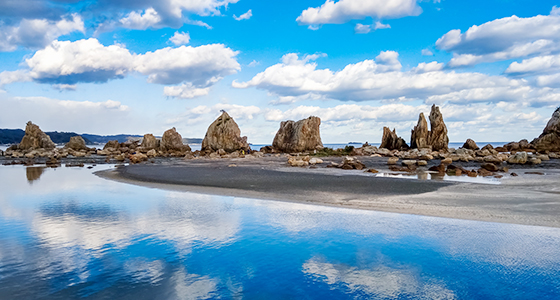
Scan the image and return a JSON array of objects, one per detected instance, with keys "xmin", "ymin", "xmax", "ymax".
[{"xmin": 0, "ymin": 164, "xmax": 559, "ymax": 299}]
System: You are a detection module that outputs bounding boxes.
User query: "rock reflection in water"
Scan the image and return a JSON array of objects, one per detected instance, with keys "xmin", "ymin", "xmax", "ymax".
[{"xmin": 26, "ymin": 166, "xmax": 45, "ymax": 183}]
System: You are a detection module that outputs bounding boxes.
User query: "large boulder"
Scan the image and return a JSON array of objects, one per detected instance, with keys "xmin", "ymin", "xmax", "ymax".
[
  {"xmin": 140, "ymin": 134, "xmax": 159, "ymax": 150},
  {"xmin": 64, "ymin": 136, "xmax": 87, "ymax": 151},
  {"xmin": 103, "ymin": 140, "xmax": 120, "ymax": 150},
  {"xmin": 18, "ymin": 121, "xmax": 56, "ymax": 150},
  {"xmin": 410, "ymin": 113, "xmax": 429, "ymax": 149},
  {"xmin": 427, "ymin": 105, "xmax": 449, "ymax": 151},
  {"xmin": 161, "ymin": 127, "xmax": 191, "ymax": 152},
  {"xmin": 272, "ymin": 116, "xmax": 323, "ymax": 153},
  {"xmin": 380, "ymin": 127, "xmax": 409, "ymax": 150},
  {"xmin": 462, "ymin": 138, "xmax": 479, "ymax": 150},
  {"xmin": 202, "ymin": 111, "xmax": 250, "ymax": 153},
  {"xmin": 532, "ymin": 107, "xmax": 560, "ymax": 152}
]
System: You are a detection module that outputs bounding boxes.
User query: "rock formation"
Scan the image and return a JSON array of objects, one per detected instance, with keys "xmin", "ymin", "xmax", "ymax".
[
  {"xmin": 272, "ymin": 116, "xmax": 323, "ymax": 153},
  {"xmin": 64, "ymin": 136, "xmax": 87, "ymax": 151},
  {"xmin": 103, "ymin": 140, "xmax": 120, "ymax": 150},
  {"xmin": 427, "ymin": 105, "xmax": 449, "ymax": 151},
  {"xmin": 140, "ymin": 134, "xmax": 159, "ymax": 150},
  {"xmin": 410, "ymin": 113, "xmax": 429, "ymax": 149},
  {"xmin": 532, "ymin": 107, "xmax": 560, "ymax": 152},
  {"xmin": 202, "ymin": 111, "xmax": 250, "ymax": 153},
  {"xmin": 18, "ymin": 121, "xmax": 56, "ymax": 150},
  {"xmin": 380, "ymin": 127, "xmax": 408, "ymax": 150},
  {"xmin": 161, "ymin": 127, "xmax": 191, "ymax": 152},
  {"xmin": 462, "ymin": 138, "xmax": 479, "ymax": 150}
]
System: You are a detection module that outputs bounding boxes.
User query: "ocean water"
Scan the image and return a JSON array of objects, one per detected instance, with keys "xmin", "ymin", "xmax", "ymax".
[{"xmin": 0, "ymin": 166, "xmax": 559, "ymax": 299}]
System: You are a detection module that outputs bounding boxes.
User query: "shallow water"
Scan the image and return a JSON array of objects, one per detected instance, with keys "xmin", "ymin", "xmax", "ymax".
[
  {"xmin": 0, "ymin": 166, "xmax": 559, "ymax": 299},
  {"xmin": 376, "ymin": 172, "xmax": 502, "ymax": 185}
]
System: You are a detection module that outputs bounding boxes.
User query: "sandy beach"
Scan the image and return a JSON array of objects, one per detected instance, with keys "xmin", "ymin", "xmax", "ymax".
[{"xmin": 96, "ymin": 155, "xmax": 560, "ymax": 228}]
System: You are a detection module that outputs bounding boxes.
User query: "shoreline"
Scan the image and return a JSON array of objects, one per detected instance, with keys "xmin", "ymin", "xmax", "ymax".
[{"xmin": 95, "ymin": 157, "xmax": 560, "ymax": 228}]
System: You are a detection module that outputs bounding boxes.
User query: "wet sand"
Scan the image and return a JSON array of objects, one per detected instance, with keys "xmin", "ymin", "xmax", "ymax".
[{"xmin": 97, "ymin": 156, "xmax": 560, "ymax": 228}]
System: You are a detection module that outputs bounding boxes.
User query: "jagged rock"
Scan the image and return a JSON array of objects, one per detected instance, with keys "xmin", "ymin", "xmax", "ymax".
[
  {"xmin": 380, "ymin": 127, "xmax": 409, "ymax": 150},
  {"xmin": 532, "ymin": 107, "xmax": 560, "ymax": 152},
  {"xmin": 161, "ymin": 127, "xmax": 191, "ymax": 152},
  {"xmin": 272, "ymin": 116, "xmax": 323, "ymax": 153},
  {"xmin": 141, "ymin": 134, "xmax": 159, "ymax": 150},
  {"xmin": 18, "ymin": 121, "xmax": 56, "ymax": 150},
  {"xmin": 104, "ymin": 140, "xmax": 120, "ymax": 150},
  {"xmin": 462, "ymin": 139, "xmax": 479, "ymax": 150},
  {"xmin": 410, "ymin": 113, "xmax": 429, "ymax": 149},
  {"xmin": 507, "ymin": 151, "xmax": 528, "ymax": 164},
  {"xmin": 64, "ymin": 136, "xmax": 87, "ymax": 151},
  {"xmin": 202, "ymin": 112, "xmax": 250, "ymax": 153},
  {"xmin": 427, "ymin": 105, "xmax": 449, "ymax": 151}
]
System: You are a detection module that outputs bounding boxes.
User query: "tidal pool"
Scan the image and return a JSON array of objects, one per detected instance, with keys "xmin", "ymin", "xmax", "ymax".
[{"xmin": 0, "ymin": 165, "xmax": 559, "ymax": 299}]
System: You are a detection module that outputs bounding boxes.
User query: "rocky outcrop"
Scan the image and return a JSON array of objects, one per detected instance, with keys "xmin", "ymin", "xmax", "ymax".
[
  {"xmin": 380, "ymin": 127, "xmax": 408, "ymax": 150},
  {"xmin": 532, "ymin": 107, "xmax": 560, "ymax": 152},
  {"xmin": 161, "ymin": 127, "xmax": 191, "ymax": 152},
  {"xmin": 427, "ymin": 105, "xmax": 449, "ymax": 151},
  {"xmin": 410, "ymin": 113, "xmax": 429, "ymax": 149},
  {"xmin": 202, "ymin": 112, "xmax": 250, "ymax": 153},
  {"xmin": 103, "ymin": 140, "xmax": 120, "ymax": 150},
  {"xmin": 140, "ymin": 134, "xmax": 159, "ymax": 150},
  {"xmin": 462, "ymin": 138, "xmax": 479, "ymax": 150},
  {"xmin": 64, "ymin": 136, "xmax": 87, "ymax": 151},
  {"xmin": 272, "ymin": 116, "xmax": 323, "ymax": 153},
  {"xmin": 18, "ymin": 121, "xmax": 56, "ymax": 150}
]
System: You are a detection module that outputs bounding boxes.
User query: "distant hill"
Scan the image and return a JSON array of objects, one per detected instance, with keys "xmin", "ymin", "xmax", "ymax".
[{"xmin": 0, "ymin": 129, "xmax": 202, "ymax": 145}]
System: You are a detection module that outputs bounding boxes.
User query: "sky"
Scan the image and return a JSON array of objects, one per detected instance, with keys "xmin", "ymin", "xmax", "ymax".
[{"xmin": 1, "ymin": 0, "xmax": 559, "ymax": 144}]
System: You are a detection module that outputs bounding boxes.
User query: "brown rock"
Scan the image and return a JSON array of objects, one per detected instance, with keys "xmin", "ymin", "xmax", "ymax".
[
  {"xmin": 380, "ymin": 127, "xmax": 409, "ymax": 150},
  {"xmin": 481, "ymin": 144, "xmax": 494, "ymax": 151},
  {"xmin": 410, "ymin": 113, "xmax": 429, "ymax": 149},
  {"xmin": 272, "ymin": 116, "xmax": 323, "ymax": 153},
  {"xmin": 481, "ymin": 163, "xmax": 499, "ymax": 172},
  {"xmin": 161, "ymin": 127, "xmax": 191, "ymax": 152},
  {"xmin": 477, "ymin": 168, "xmax": 494, "ymax": 177},
  {"xmin": 202, "ymin": 111, "xmax": 250, "ymax": 153},
  {"xmin": 129, "ymin": 152, "xmax": 148, "ymax": 164},
  {"xmin": 141, "ymin": 134, "xmax": 159, "ymax": 150},
  {"xmin": 427, "ymin": 105, "xmax": 449, "ymax": 151},
  {"xmin": 18, "ymin": 121, "xmax": 56, "ymax": 150},
  {"xmin": 64, "ymin": 136, "xmax": 87, "ymax": 151},
  {"xmin": 104, "ymin": 140, "xmax": 120, "ymax": 150},
  {"xmin": 532, "ymin": 107, "xmax": 560, "ymax": 152},
  {"xmin": 462, "ymin": 138, "xmax": 479, "ymax": 150},
  {"xmin": 429, "ymin": 164, "xmax": 446, "ymax": 174}
]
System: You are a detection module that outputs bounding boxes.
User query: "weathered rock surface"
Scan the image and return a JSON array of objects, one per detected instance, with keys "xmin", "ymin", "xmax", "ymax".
[
  {"xmin": 202, "ymin": 112, "xmax": 250, "ymax": 153},
  {"xmin": 532, "ymin": 107, "xmax": 560, "ymax": 152},
  {"xmin": 18, "ymin": 121, "xmax": 56, "ymax": 150},
  {"xmin": 103, "ymin": 140, "xmax": 120, "ymax": 150},
  {"xmin": 64, "ymin": 136, "xmax": 87, "ymax": 151},
  {"xmin": 380, "ymin": 127, "xmax": 408, "ymax": 150},
  {"xmin": 410, "ymin": 113, "xmax": 429, "ymax": 149},
  {"xmin": 272, "ymin": 116, "xmax": 323, "ymax": 153},
  {"xmin": 462, "ymin": 138, "xmax": 479, "ymax": 150},
  {"xmin": 141, "ymin": 134, "xmax": 159, "ymax": 150},
  {"xmin": 161, "ymin": 127, "xmax": 191, "ymax": 152},
  {"xmin": 427, "ymin": 105, "xmax": 449, "ymax": 151},
  {"xmin": 508, "ymin": 151, "xmax": 528, "ymax": 164}
]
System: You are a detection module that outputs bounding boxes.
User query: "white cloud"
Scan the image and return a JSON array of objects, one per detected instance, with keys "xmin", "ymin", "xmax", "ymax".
[
  {"xmin": 0, "ymin": 14, "xmax": 84, "ymax": 51},
  {"xmin": 119, "ymin": 8, "xmax": 162, "ymax": 30},
  {"xmin": 233, "ymin": 9, "xmax": 252, "ymax": 21},
  {"xmin": 436, "ymin": 9, "xmax": 560, "ymax": 67},
  {"xmin": 164, "ymin": 83, "xmax": 210, "ymax": 99},
  {"xmin": 0, "ymin": 70, "xmax": 31, "ymax": 89},
  {"xmin": 505, "ymin": 54, "xmax": 560, "ymax": 76},
  {"xmin": 169, "ymin": 31, "xmax": 191, "ymax": 45},
  {"xmin": 411, "ymin": 61, "xmax": 444, "ymax": 73},
  {"xmin": 354, "ymin": 21, "xmax": 391, "ymax": 34},
  {"xmin": 421, "ymin": 48, "xmax": 434, "ymax": 56},
  {"xmin": 297, "ymin": 0, "xmax": 422, "ymax": 26}
]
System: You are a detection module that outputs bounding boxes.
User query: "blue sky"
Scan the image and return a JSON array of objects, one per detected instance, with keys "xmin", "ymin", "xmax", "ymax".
[{"xmin": 1, "ymin": 0, "xmax": 559, "ymax": 144}]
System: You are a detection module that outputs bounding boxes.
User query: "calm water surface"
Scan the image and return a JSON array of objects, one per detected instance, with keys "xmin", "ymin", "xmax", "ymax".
[{"xmin": 0, "ymin": 165, "xmax": 559, "ymax": 299}]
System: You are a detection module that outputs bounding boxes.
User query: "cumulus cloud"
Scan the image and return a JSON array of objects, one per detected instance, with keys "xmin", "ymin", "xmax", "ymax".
[
  {"xmin": 296, "ymin": 0, "xmax": 422, "ymax": 27},
  {"xmin": 421, "ymin": 48, "xmax": 434, "ymax": 56},
  {"xmin": 233, "ymin": 9, "xmax": 252, "ymax": 21},
  {"xmin": 0, "ymin": 14, "xmax": 84, "ymax": 52},
  {"xmin": 169, "ymin": 31, "xmax": 191, "ymax": 45},
  {"xmin": 233, "ymin": 51, "xmax": 560, "ymax": 106},
  {"xmin": 436, "ymin": 9, "xmax": 560, "ymax": 67},
  {"xmin": 505, "ymin": 54, "xmax": 560, "ymax": 76},
  {"xmin": 119, "ymin": 8, "xmax": 162, "ymax": 30},
  {"xmin": 15, "ymin": 38, "xmax": 239, "ymax": 97},
  {"xmin": 354, "ymin": 21, "xmax": 391, "ymax": 34}
]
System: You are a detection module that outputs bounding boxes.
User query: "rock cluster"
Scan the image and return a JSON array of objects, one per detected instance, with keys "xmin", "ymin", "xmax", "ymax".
[
  {"xmin": 273, "ymin": 116, "xmax": 323, "ymax": 153},
  {"xmin": 64, "ymin": 136, "xmax": 88, "ymax": 151},
  {"xmin": 380, "ymin": 127, "xmax": 408, "ymax": 150},
  {"xmin": 287, "ymin": 155, "xmax": 323, "ymax": 167},
  {"xmin": 140, "ymin": 134, "xmax": 159, "ymax": 150},
  {"xmin": 532, "ymin": 107, "xmax": 560, "ymax": 152},
  {"xmin": 202, "ymin": 111, "xmax": 250, "ymax": 153},
  {"xmin": 18, "ymin": 121, "xmax": 56, "ymax": 150},
  {"xmin": 410, "ymin": 105, "xmax": 449, "ymax": 151}
]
